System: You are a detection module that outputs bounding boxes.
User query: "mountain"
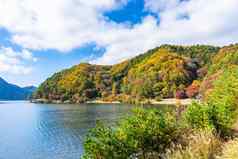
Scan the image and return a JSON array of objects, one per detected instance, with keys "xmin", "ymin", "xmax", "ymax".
[
  {"xmin": 0, "ymin": 78, "xmax": 36, "ymax": 100},
  {"xmin": 23, "ymin": 86, "xmax": 37, "ymax": 93},
  {"xmin": 33, "ymin": 44, "xmax": 225, "ymax": 103}
]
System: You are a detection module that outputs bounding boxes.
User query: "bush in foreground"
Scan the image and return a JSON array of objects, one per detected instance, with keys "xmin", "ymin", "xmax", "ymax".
[
  {"xmin": 82, "ymin": 108, "xmax": 180, "ymax": 159},
  {"xmin": 205, "ymin": 68, "xmax": 238, "ymax": 136},
  {"xmin": 184, "ymin": 102, "xmax": 213, "ymax": 130}
]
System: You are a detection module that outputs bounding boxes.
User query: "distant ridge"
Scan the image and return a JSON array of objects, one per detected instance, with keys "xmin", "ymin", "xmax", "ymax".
[{"xmin": 0, "ymin": 78, "xmax": 36, "ymax": 100}]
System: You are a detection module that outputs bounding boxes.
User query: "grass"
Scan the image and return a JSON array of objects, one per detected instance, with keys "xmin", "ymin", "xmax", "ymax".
[
  {"xmin": 217, "ymin": 138, "xmax": 238, "ymax": 159},
  {"xmin": 165, "ymin": 131, "xmax": 222, "ymax": 159}
]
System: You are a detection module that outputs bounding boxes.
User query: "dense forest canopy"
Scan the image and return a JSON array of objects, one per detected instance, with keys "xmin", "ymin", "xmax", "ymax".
[{"xmin": 34, "ymin": 44, "xmax": 238, "ymax": 103}]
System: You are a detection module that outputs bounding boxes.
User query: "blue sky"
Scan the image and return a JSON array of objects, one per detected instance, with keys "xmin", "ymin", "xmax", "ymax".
[{"xmin": 0, "ymin": 0, "xmax": 237, "ymax": 86}]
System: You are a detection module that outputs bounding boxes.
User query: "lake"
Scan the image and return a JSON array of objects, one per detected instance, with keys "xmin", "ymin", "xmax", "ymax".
[{"xmin": 0, "ymin": 101, "xmax": 144, "ymax": 159}]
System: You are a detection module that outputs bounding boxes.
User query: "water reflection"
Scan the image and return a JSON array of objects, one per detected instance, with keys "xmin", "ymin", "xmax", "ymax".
[{"xmin": 0, "ymin": 101, "xmax": 133, "ymax": 159}]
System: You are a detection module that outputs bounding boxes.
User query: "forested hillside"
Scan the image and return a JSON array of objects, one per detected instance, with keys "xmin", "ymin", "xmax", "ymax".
[{"xmin": 33, "ymin": 44, "xmax": 230, "ymax": 103}]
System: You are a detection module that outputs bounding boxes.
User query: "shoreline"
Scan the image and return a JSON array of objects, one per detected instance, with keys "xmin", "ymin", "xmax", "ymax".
[
  {"xmin": 86, "ymin": 100, "xmax": 121, "ymax": 104},
  {"xmin": 31, "ymin": 98, "xmax": 194, "ymax": 105},
  {"xmin": 150, "ymin": 98, "xmax": 194, "ymax": 105}
]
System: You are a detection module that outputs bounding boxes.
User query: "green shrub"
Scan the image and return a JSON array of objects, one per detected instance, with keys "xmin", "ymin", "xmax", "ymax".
[
  {"xmin": 82, "ymin": 122, "xmax": 132, "ymax": 159},
  {"xmin": 184, "ymin": 102, "xmax": 213, "ymax": 130},
  {"xmin": 206, "ymin": 68, "xmax": 238, "ymax": 136},
  {"xmin": 82, "ymin": 108, "xmax": 180, "ymax": 159}
]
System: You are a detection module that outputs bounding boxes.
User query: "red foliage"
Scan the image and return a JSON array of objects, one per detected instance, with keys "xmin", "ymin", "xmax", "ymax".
[
  {"xmin": 175, "ymin": 90, "xmax": 187, "ymax": 99},
  {"xmin": 186, "ymin": 81, "xmax": 200, "ymax": 98},
  {"xmin": 199, "ymin": 71, "xmax": 222, "ymax": 99}
]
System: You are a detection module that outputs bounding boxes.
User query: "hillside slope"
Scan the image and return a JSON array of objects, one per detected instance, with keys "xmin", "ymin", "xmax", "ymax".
[
  {"xmin": 200, "ymin": 44, "xmax": 238, "ymax": 99},
  {"xmin": 33, "ymin": 44, "xmax": 222, "ymax": 103}
]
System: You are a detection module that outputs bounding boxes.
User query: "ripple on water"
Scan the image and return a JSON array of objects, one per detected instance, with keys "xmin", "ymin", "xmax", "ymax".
[{"xmin": 0, "ymin": 102, "xmax": 133, "ymax": 159}]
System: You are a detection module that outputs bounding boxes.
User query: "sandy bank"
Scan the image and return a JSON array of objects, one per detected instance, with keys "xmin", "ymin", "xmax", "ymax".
[
  {"xmin": 86, "ymin": 98, "xmax": 194, "ymax": 105},
  {"xmin": 150, "ymin": 98, "xmax": 194, "ymax": 105},
  {"xmin": 86, "ymin": 100, "xmax": 121, "ymax": 104}
]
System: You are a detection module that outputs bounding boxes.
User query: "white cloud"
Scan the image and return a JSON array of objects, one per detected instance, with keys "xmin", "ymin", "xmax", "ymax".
[
  {"xmin": 0, "ymin": 0, "xmax": 128, "ymax": 51},
  {"xmin": 144, "ymin": 0, "xmax": 180, "ymax": 12},
  {"xmin": 21, "ymin": 49, "xmax": 37, "ymax": 62},
  {"xmin": 0, "ymin": 0, "xmax": 238, "ymax": 65},
  {"xmin": 0, "ymin": 47, "xmax": 36, "ymax": 75}
]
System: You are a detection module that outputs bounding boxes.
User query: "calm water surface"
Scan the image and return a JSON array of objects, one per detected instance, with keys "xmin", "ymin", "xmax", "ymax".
[{"xmin": 0, "ymin": 101, "xmax": 138, "ymax": 159}]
